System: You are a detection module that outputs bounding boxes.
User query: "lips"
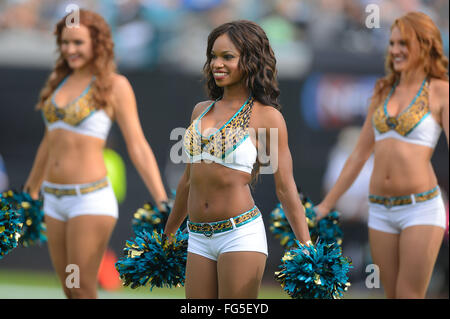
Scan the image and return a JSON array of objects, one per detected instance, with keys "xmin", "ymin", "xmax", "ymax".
[
  {"xmin": 213, "ymin": 71, "xmax": 228, "ymax": 80},
  {"xmin": 67, "ymin": 55, "xmax": 82, "ymax": 63},
  {"xmin": 392, "ymin": 56, "xmax": 407, "ymax": 63}
]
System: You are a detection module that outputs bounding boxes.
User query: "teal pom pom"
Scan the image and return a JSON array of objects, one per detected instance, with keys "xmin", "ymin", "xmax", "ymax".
[
  {"xmin": 131, "ymin": 191, "xmax": 187, "ymax": 235},
  {"xmin": 311, "ymin": 210, "xmax": 343, "ymax": 246},
  {"xmin": 131, "ymin": 201, "xmax": 188, "ymax": 235},
  {"xmin": 275, "ymin": 240, "xmax": 352, "ymax": 299},
  {"xmin": 269, "ymin": 193, "xmax": 343, "ymax": 249},
  {"xmin": 0, "ymin": 190, "xmax": 47, "ymax": 247},
  {"xmin": 0, "ymin": 198, "xmax": 23, "ymax": 259},
  {"xmin": 269, "ymin": 204, "xmax": 298, "ymax": 249},
  {"xmin": 115, "ymin": 229, "xmax": 188, "ymax": 290},
  {"xmin": 132, "ymin": 202, "xmax": 171, "ymax": 235},
  {"xmin": 301, "ymin": 194, "xmax": 343, "ymax": 246}
]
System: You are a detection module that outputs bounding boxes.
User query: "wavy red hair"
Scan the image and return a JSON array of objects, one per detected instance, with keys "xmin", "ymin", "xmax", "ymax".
[
  {"xmin": 372, "ymin": 12, "xmax": 448, "ymax": 106},
  {"xmin": 36, "ymin": 9, "xmax": 116, "ymax": 110}
]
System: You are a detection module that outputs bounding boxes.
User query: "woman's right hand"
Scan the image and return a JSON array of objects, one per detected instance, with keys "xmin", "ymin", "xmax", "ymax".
[
  {"xmin": 29, "ymin": 191, "xmax": 40, "ymax": 200},
  {"xmin": 23, "ymin": 184, "xmax": 39, "ymax": 200},
  {"xmin": 314, "ymin": 202, "xmax": 332, "ymax": 221},
  {"xmin": 162, "ymin": 232, "xmax": 176, "ymax": 245}
]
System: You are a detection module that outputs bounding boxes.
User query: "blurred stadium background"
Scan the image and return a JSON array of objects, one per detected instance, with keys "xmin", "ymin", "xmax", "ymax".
[{"xmin": 0, "ymin": 0, "xmax": 448, "ymax": 299}]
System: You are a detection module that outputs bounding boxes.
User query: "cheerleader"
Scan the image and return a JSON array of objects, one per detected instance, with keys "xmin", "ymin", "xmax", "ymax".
[
  {"xmin": 164, "ymin": 20, "xmax": 312, "ymax": 299},
  {"xmin": 315, "ymin": 12, "xmax": 449, "ymax": 298},
  {"xmin": 23, "ymin": 9, "xmax": 168, "ymax": 298}
]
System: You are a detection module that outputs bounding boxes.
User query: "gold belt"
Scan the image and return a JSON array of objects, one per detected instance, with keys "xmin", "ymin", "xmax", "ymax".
[
  {"xmin": 369, "ymin": 186, "xmax": 440, "ymax": 208},
  {"xmin": 188, "ymin": 206, "xmax": 260, "ymax": 237},
  {"xmin": 43, "ymin": 178, "xmax": 109, "ymax": 198}
]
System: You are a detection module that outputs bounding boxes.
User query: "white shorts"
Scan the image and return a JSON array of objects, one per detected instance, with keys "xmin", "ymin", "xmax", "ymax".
[
  {"xmin": 368, "ymin": 193, "xmax": 447, "ymax": 234},
  {"xmin": 187, "ymin": 214, "xmax": 268, "ymax": 261},
  {"xmin": 42, "ymin": 179, "xmax": 118, "ymax": 222}
]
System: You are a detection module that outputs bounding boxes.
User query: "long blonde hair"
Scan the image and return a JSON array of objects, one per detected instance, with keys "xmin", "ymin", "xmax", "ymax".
[
  {"xmin": 36, "ymin": 9, "xmax": 116, "ymax": 110},
  {"xmin": 371, "ymin": 12, "xmax": 448, "ymax": 106}
]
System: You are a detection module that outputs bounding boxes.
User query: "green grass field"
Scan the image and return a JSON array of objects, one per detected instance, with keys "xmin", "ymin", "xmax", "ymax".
[
  {"xmin": 0, "ymin": 269, "xmax": 291, "ymax": 299},
  {"xmin": 0, "ymin": 268, "xmax": 389, "ymax": 299}
]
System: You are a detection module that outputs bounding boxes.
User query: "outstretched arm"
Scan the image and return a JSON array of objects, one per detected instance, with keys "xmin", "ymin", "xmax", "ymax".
[
  {"xmin": 164, "ymin": 163, "xmax": 190, "ymax": 235},
  {"xmin": 24, "ymin": 130, "xmax": 49, "ymax": 199},
  {"xmin": 164, "ymin": 101, "xmax": 211, "ymax": 235},
  {"xmin": 315, "ymin": 99, "xmax": 377, "ymax": 219},
  {"xmin": 264, "ymin": 107, "xmax": 311, "ymax": 245},
  {"xmin": 112, "ymin": 75, "xmax": 168, "ymax": 210}
]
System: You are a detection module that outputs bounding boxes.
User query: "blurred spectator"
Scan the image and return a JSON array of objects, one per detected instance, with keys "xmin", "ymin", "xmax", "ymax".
[
  {"xmin": 0, "ymin": 0, "xmax": 448, "ymax": 71},
  {"xmin": 0, "ymin": 0, "xmax": 98, "ymax": 67},
  {"xmin": 100, "ymin": 0, "xmax": 159, "ymax": 68},
  {"xmin": 259, "ymin": 0, "xmax": 313, "ymax": 78},
  {"xmin": 157, "ymin": 0, "xmax": 236, "ymax": 73}
]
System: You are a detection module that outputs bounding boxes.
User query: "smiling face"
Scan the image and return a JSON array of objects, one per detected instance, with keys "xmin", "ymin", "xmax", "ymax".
[
  {"xmin": 389, "ymin": 26, "xmax": 421, "ymax": 73},
  {"xmin": 210, "ymin": 33, "xmax": 244, "ymax": 88},
  {"xmin": 60, "ymin": 25, "xmax": 94, "ymax": 71},
  {"xmin": 389, "ymin": 27, "xmax": 409, "ymax": 72}
]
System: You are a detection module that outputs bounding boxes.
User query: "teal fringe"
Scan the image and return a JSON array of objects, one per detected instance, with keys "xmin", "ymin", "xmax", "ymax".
[
  {"xmin": 115, "ymin": 229, "xmax": 188, "ymax": 290},
  {"xmin": 269, "ymin": 193, "xmax": 343, "ymax": 249},
  {"xmin": 0, "ymin": 190, "xmax": 46, "ymax": 247},
  {"xmin": 132, "ymin": 202, "xmax": 171, "ymax": 235},
  {"xmin": 131, "ymin": 191, "xmax": 187, "ymax": 235},
  {"xmin": 275, "ymin": 240, "xmax": 352, "ymax": 299},
  {"xmin": 0, "ymin": 198, "xmax": 23, "ymax": 259}
]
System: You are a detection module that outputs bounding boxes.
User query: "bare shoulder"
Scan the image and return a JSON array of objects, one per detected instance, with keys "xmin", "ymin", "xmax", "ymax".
[
  {"xmin": 251, "ymin": 101, "xmax": 285, "ymax": 129},
  {"xmin": 429, "ymin": 79, "xmax": 449, "ymax": 119},
  {"xmin": 430, "ymin": 78, "xmax": 449, "ymax": 98},
  {"xmin": 109, "ymin": 74, "xmax": 135, "ymax": 113},
  {"xmin": 191, "ymin": 100, "xmax": 214, "ymax": 122},
  {"xmin": 111, "ymin": 73, "xmax": 133, "ymax": 94}
]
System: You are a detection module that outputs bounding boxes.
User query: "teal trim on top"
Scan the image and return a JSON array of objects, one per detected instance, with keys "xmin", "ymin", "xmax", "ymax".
[
  {"xmin": 51, "ymin": 75, "xmax": 95, "ymax": 109},
  {"xmin": 383, "ymin": 84, "xmax": 396, "ymax": 116},
  {"xmin": 383, "ymin": 77, "xmax": 427, "ymax": 120},
  {"xmin": 195, "ymin": 96, "xmax": 251, "ymax": 139},
  {"xmin": 404, "ymin": 111, "xmax": 430, "ymax": 136},
  {"xmin": 396, "ymin": 77, "xmax": 427, "ymax": 118},
  {"xmin": 222, "ymin": 133, "xmax": 251, "ymax": 160}
]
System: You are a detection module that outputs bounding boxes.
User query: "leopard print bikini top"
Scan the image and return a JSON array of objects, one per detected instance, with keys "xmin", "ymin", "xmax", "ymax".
[
  {"xmin": 41, "ymin": 76, "xmax": 112, "ymax": 140},
  {"xmin": 372, "ymin": 78, "xmax": 441, "ymax": 148},
  {"xmin": 183, "ymin": 96, "xmax": 257, "ymax": 174}
]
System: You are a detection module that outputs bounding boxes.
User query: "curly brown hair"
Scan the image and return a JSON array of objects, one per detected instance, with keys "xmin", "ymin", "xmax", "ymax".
[
  {"xmin": 36, "ymin": 9, "xmax": 116, "ymax": 110},
  {"xmin": 203, "ymin": 20, "xmax": 281, "ymax": 110},
  {"xmin": 203, "ymin": 20, "xmax": 281, "ymax": 185},
  {"xmin": 372, "ymin": 12, "xmax": 449, "ymax": 106}
]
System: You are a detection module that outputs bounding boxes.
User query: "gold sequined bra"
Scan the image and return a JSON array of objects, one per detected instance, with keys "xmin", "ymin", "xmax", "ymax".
[
  {"xmin": 183, "ymin": 96, "xmax": 257, "ymax": 174},
  {"xmin": 372, "ymin": 78, "xmax": 441, "ymax": 148},
  {"xmin": 41, "ymin": 76, "xmax": 112, "ymax": 140}
]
